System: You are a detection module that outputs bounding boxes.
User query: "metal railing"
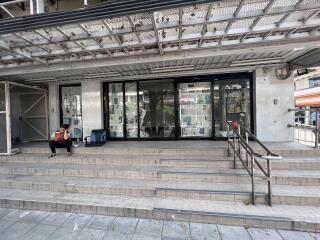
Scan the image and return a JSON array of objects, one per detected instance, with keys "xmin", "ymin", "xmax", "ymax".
[
  {"xmin": 226, "ymin": 121, "xmax": 282, "ymax": 206},
  {"xmin": 288, "ymin": 108, "xmax": 320, "ymax": 148}
]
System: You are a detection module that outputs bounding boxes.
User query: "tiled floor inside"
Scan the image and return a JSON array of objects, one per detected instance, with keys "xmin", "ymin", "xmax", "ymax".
[{"xmin": 0, "ymin": 208, "xmax": 319, "ymax": 240}]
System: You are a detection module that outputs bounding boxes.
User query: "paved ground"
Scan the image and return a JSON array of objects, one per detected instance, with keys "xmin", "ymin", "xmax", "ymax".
[{"xmin": 0, "ymin": 208, "xmax": 319, "ymax": 240}]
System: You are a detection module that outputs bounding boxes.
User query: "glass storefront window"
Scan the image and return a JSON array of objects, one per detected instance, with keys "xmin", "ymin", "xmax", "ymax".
[
  {"xmin": 109, "ymin": 83, "xmax": 124, "ymax": 138},
  {"xmin": 214, "ymin": 79, "xmax": 251, "ymax": 138},
  {"xmin": 104, "ymin": 74, "xmax": 252, "ymax": 140},
  {"xmin": 179, "ymin": 82, "xmax": 212, "ymax": 138},
  {"xmin": 139, "ymin": 80, "xmax": 175, "ymax": 138},
  {"xmin": 61, "ymin": 85, "xmax": 83, "ymax": 139},
  {"xmin": 125, "ymin": 82, "xmax": 138, "ymax": 138}
]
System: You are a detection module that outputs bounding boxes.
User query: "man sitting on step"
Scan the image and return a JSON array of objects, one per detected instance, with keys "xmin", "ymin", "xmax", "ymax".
[{"xmin": 49, "ymin": 124, "xmax": 72, "ymax": 157}]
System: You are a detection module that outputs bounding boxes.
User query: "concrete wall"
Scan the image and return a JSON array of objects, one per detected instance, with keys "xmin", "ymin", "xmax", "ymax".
[
  {"xmin": 255, "ymin": 67, "xmax": 294, "ymax": 142},
  {"xmin": 81, "ymin": 80, "xmax": 103, "ymax": 139},
  {"xmin": 48, "ymin": 82, "xmax": 60, "ymax": 134}
]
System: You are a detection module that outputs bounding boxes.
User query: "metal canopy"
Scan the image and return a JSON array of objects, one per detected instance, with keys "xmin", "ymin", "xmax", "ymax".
[
  {"xmin": 0, "ymin": 0, "xmax": 319, "ymax": 82},
  {"xmin": 290, "ymin": 49, "xmax": 320, "ymax": 69},
  {"xmin": 0, "ymin": 0, "xmax": 216, "ymax": 34}
]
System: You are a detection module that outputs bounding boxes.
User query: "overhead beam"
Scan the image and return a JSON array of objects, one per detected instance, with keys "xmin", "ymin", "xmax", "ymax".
[
  {"xmin": 13, "ymin": 33, "xmax": 51, "ymax": 53},
  {"xmin": 247, "ymin": 0, "xmax": 314, "ymax": 42},
  {"xmin": 178, "ymin": 8, "xmax": 183, "ymax": 49},
  {"xmin": 151, "ymin": 12, "xmax": 163, "ymax": 55},
  {"xmin": 245, "ymin": 0, "xmax": 277, "ymax": 41},
  {"xmin": 0, "ymin": 0, "xmax": 217, "ymax": 35},
  {"xmin": 0, "ymin": 6, "xmax": 15, "ymax": 18},
  {"xmin": 276, "ymin": 13, "xmax": 291, "ymax": 27},
  {"xmin": 233, "ymin": 0, "xmax": 245, "ymax": 18},
  {"xmin": 0, "ymin": 39, "xmax": 47, "ymax": 65},
  {"xmin": 1, "ymin": 37, "xmax": 319, "ymax": 75},
  {"xmin": 78, "ymin": 24, "xmax": 91, "ymax": 36},
  {"xmin": 78, "ymin": 23, "xmax": 104, "ymax": 47},
  {"xmin": 4, "ymin": 20, "xmax": 320, "ymax": 62},
  {"xmin": 310, "ymin": 26, "xmax": 320, "ymax": 34},
  {"xmin": 102, "ymin": 19, "xmax": 122, "ymax": 45},
  {"xmin": 8, "ymin": 4, "xmax": 320, "ymax": 50},
  {"xmin": 127, "ymin": 16, "xmax": 142, "ymax": 43},
  {"xmin": 56, "ymin": 27, "xmax": 70, "ymax": 39},
  {"xmin": 303, "ymin": 10, "xmax": 320, "ymax": 24},
  {"xmin": 10, "ymin": 3, "xmax": 320, "ymax": 52},
  {"xmin": 0, "ymin": 0, "xmax": 28, "ymax": 6},
  {"xmin": 199, "ymin": 3, "xmax": 213, "ymax": 47}
]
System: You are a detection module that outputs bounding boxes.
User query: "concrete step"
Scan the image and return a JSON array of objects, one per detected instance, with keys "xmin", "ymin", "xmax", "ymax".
[
  {"xmin": 0, "ymin": 174, "xmax": 319, "ymax": 207},
  {"xmin": 0, "ymin": 174, "xmax": 263, "ymax": 205},
  {"xmin": 3, "ymin": 153, "xmax": 320, "ymax": 171},
  {"xmin": 0, "ymin": 153, "xmax": 234, "ymax": 169},
  {"xmin": 0, "ymin": 162, "xmax": 158, "ymax": 180},
  {"xmin": 0, "ymin": 161, "xmax": 319, "ymax": 186},
  {"xmin": 0, "ymin": 188, "xmax": 319, "ymax": 232},
  {"xmin": 156, "ymin": 187, "xmax": 320, "ymax": 207},
  {"xmin": 158, "ymin": 169, "xmax": 320, "ymax": 186},
  {"xmin": 19, "ymin": 146, "xmax": 228, "ymax": 156},
  {"xmin": 236, "ymin": 157, "xmax": 320, "ymax": 171}
]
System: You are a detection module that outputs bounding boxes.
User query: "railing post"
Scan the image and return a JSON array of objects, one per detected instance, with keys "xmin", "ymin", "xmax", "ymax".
[
  {"xmin": 245, "ymin": 132, "xmax": 249, "ymax": 168},
  {"xmin": 227, "ymin": 123, "xmax": 230, "ymax": 157},
  {"xmin": 251, "ymin": 154, "xmax": 255, "ymax": 205},
  {"xmin": 233, "ymin": 129, "xmax": 236, "ymax": 169},
  {"xmin": 237, "ymin": 124, "xmax": 241, "ymax": 160},
  {"xmin": 315, "ymin": 110, "xmax": 319, "ymax": 148},
  {"xmin": 267, "ymin": 158, "xmax": 272, "ymax": 206}
]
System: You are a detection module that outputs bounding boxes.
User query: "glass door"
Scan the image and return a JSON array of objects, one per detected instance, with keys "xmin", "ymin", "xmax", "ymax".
[
  {"xmin": 179, "ymin": 82, "xmax": 212, "ymax": 138},
  {"xmin": 139, "ymin": 80, "xmax": 175, "ymax": 138},
  {"xmin": 125, "ymin": 82, "xmax": 138, "ymax": 138},
  {"xmin": 60, "ymin": 85, "xmax": 83, "ymax": 139},
  {"xmin": 213, "ymin": 79, "xmax": 251, "ymax": 138},
  {"xmin": 108, "ymin": 83, "xmax": 124, "ymax": 138}
]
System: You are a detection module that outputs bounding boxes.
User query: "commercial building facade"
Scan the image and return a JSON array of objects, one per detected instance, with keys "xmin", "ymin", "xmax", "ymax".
[{"xmin": 0, "ymin": 0, "xmax": 320, "ymax": 153}]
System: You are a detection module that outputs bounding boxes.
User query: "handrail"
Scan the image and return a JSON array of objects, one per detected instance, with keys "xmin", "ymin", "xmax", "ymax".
[
  {"xmin": 226, "ymin": 121, "xmax": 281, "ymax": 206},
  {"xmin": 288, "ymin": 108, "xmax": 320, "ymax": 148}
]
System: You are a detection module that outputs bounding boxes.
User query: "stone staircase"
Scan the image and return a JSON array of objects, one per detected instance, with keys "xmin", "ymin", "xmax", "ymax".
[{"xmin": 0, "ymin": 144, "xmax": 320, "ymax": 232}]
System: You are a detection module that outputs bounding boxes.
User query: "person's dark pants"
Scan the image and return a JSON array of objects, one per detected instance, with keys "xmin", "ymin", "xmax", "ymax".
[{"xmin": 49, "ymin": 140, "xmax": 72, "ymax": 154}]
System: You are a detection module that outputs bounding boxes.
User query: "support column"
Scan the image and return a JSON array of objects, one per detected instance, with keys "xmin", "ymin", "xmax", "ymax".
[
  {"xmin": 48, "ymin": 82, "xmax": 60, "ymax": 135},
  {"xmin": 36, "ymin": 0, "xmax": 44, "ymax": 14},
  {"xmin": 81, "ymin": 80, "xmax": 103, "ymax": 140},
  {"xmin": 255, "ymin": 67, "xmax": 294, "ymax": 142},
  {"xmin": 29, "ymin": 0, "xmax": 34, "ymax": 15},
  {"xmin": 5, "ymin": 82, "xmax": 11, "ymax": 153}
]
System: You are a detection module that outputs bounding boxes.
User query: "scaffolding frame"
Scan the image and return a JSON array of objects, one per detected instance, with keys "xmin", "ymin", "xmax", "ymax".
[{"xmin": 0, "ymin": 81, "xmax": 47, "ymax": 155}]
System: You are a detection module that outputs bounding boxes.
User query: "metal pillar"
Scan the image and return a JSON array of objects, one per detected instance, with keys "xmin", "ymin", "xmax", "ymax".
[
  {"xmin": 315, "ymin": 110, "xmax": 319, "ymax": 148},
  {"xmin": 36, "ymin": 0, "xmax": 44, "ymax": 14},
  {"xmin": 5, "ymin": 82, "xmax": 12, "ymax": 154},
  {"xmin": 29, "ymin": 0, "xmax": 34, "ymax": 15}
]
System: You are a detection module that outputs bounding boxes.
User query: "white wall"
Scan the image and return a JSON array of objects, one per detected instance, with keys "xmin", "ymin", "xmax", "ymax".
[
  {"xmin": 81, "ymin": 80, "xmax": 103, "ymax": 139},
  {"xmin": 255, "ymin": 67, "xmax": 294, "ymax": 142},
  {"xmin": 48, "ymin": 82, "xmax": 60, "ymax": 134}
]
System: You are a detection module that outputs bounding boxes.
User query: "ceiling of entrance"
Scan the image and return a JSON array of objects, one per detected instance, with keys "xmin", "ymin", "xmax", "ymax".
[{"xmin": 0, "ymin": 0, "xmax": 320, "ymax": 83}]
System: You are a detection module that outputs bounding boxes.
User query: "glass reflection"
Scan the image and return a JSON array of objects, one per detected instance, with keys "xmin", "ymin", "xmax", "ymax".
[
  {"xmin": 214, "ymin": 79, "xmax": 251, "ymax": 138},
  {"xmin": 179, "ymin": 82, "xmax": 212, "ymax": 137},
  {"xmin": 139, "ymin": 80, "xmax": 175, "ymax": 138},
  {"xmin": 109, "ymin": 83, "xmax": 124, "ymax": 138},
  {"xmin": 125, "ymin": 82, "xmax": 138, "ymax": 138}
]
